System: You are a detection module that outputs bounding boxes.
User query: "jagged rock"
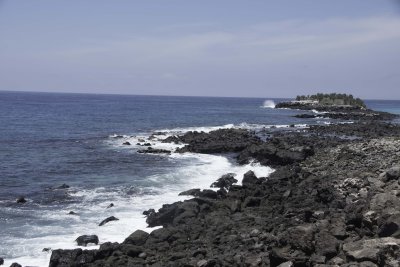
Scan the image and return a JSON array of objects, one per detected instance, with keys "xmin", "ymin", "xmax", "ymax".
[
  {"xmin": 197, "ymin": 189, "xmax": 218, "ymax": 199},
  {"xmin": 179, "ymin": 188, "xmax": 201, "ymax": 197},
  {"xmin": 386, "ymin": 166, "xmax": 400, "ymax": 180},
  {"xmin": 146, "ymin": 200, "xmax": 199, "ymax": 227},
  {"xmin": 283, "ymin": 224, "xmax": 316, "ymax": 254},
  {"xmin": 242, "ymin": 171, "xmax": 259, "ymax": 186},
  {"xmin": 99, "ymin": 216, "xmax": 119, "ymax": 226},
  {"xmin": 378, "ymin": 213, "xmax": 400, "ymax": 238},
  {"xmin": 270, "ymin": 247, "xmax": 308, "ymax": 266},
  {"xmin": 75, "ymin": 235, "xmax": 99, "ymax": 246},
  {"xmin": 174, "ymin": 128, "xmax": 262, "ymax": 154},
  {"xmin": 123, "ymin": 230, "xmax": 149, "ymax": 246},
  {"xmin": 95, "ymin": 242, "xmax": 119, "ymax": 259},
  {"xmin": 142, "ymin": 208, "xmax": 155, "ymax": 216},
  {"xmin": 43, "ymin": 248, "xmax": 52, "ymax": 252},
  {"xmin": 9, "ymin": 263, "xmax": 22, "ymax": 267},
  {"xmin": 16, "ymin": 197, "xmax": 26, "ymax": 204},
  {"xmin": 342, "ymin": 237, "xmax": 400, "ymax": 265},
  {"xmin": 0, "ymin": 258, "xmax": 3, "ymax": 265},
  {"xmin": 106, "ymin": 203, "xmax": 114, "ymax": 208},
  {"xmin": 122, "ymin": 141, "xmax": 131, "ymax": 145},
  {"xmin": 210, "ymin": 173, "xmax": 237, "ymax": 190}
]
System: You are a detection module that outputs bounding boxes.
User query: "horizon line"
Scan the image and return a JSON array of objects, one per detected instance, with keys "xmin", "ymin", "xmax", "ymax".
[{"xmin": 0, "ymin": 89, "xmax": 398, "ymax": 101}]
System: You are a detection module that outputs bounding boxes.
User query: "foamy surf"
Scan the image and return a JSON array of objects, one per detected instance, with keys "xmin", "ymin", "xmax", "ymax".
[{"xmin": 3, "ymin": 124, "xmax": 275, "ymax": 267}]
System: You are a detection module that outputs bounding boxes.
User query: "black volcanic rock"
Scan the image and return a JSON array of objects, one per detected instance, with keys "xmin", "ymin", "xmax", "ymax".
[
  {"xmin": 137, "ymin": 147, "xmax": 171, "ymax": 154},
  {"xmin": 210, "ymin": 173, "xmax": 237, "ymax": 190},
  {"xmin": 49, "ymin": 113, "xmax": 400, "ymax": 267},
  {"xmin": 99, "ymin": 216, "xmax": 119, "ymax": 226},
  {"xmin": 16, "ymin": 197, "xmax": 26, "ymax": 204},
  {"xmin": 174, "ymin": 128, "xmax": 262, "ymax": 154},
  {"xmin": 75, "ymin": 235, "xmax": 99, "ymax": 246}
]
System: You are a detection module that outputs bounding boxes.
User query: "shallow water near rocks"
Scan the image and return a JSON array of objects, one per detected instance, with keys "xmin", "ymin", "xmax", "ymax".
[{"xmin": 0, "ymin": 91, "xmax": 398, "ymax": 266}]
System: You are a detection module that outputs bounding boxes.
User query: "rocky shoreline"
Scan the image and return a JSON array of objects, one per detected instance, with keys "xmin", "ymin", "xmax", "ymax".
[{"xmin": 43, "ymin": 105, "xmax": 400, "ymax": 267}]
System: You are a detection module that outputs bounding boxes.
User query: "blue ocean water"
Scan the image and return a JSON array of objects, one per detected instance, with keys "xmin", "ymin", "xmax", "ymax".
[{"xmin": 0, "ymin": 91, "xmax": 399, "ymax": 266}]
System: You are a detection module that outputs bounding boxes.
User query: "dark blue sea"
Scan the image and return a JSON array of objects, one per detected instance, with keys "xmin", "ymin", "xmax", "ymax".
[{"xmin": 0, "ymin": 91, "xmax": 399, "ymax": 266}]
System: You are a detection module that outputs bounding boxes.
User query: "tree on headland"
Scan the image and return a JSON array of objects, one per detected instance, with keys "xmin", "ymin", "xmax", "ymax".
[{"xmin": 295, "ymin": 93, "xmax": 366, "ymax": 108}]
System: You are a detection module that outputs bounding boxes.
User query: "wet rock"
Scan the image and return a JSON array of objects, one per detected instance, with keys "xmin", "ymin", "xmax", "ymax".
[
  {"xmin": 137, "ymin": 147, "xmax": 171, "ymax": 154},
  {"xmin": 142, "ymin": 208, "xmax": 155, "ymax": 216},
  {"xmin": 68, "ymin": 211, "xmax": 77, "ymax": 215},
  {"xmin": 0, "ymin": 258, "xmax": 3, "ymax": 265},
  {"xmin": 9, "ymin": 263, "xmax": 21, "ymax": 267},
  {"xmin": 99, "ymin": 216, "xmax": 119, "ymax": 226},
  {"xmin": 123, "ymin": 230, "xmax": 149, "ymax": 246},
  {"xmin": 75, "ymin": 235, "xmax": 99, "ymax": 246},
  {"xmin": 122, "ymin": 141, "xmax": 131, "ymax": 145},
  {"xmin": 294, "ymin": 114, "xmax": 317, "ymax": 119},
  {"xmin": 49, "ymin": 249, "xmax": 84, "ymax": 267},
  {"xmin": 57, "ymin": 184, "xmax": 70, "ymax": 189},
  {"xmin": 242, "ymin": 171, "xmax": 259, "ymax": 186},
  {"xmin": 43, "ymin": 247, "xmax": 52, "ymax": 252},
  {"xmin": 179, "ymin": 188, "xmax": 201, "ymax": 197},
  {"xmin": 106, "ymin": 203, "xmax": 114, "ymax": 209},
  {"xmin": 197, "ymin": 189, "xmax": 218, "ymax": 199},
  {"xmin": 146, "ymin": 200, "xmax": 199, "ymax": 227},
  {"xmin": 16, "ymin": 197, "xmax": 26, "ymax": 204},
  {"xmin": 210, "ymin": 173, "xmax": 237, "ymax": 190},
  {"xmin": 95, "ymin": 242, "xmax": 119, "ymax": 259}
]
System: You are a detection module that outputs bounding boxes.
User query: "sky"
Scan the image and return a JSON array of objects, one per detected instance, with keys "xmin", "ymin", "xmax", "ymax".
[{"xmin": 0, "ymin": 0, "xmax": 400, "ymax": 99}]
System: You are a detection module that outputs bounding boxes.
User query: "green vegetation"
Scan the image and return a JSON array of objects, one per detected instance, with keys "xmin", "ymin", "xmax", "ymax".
[{"xmin": 295, "ymin": 93, "xmax": 366, "ymax": 108}]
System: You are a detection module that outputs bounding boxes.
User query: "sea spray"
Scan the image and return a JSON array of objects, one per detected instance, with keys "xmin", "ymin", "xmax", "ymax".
[{"xmin": 261, "ymin": 100, "xmax": 276, "ymax": 108}]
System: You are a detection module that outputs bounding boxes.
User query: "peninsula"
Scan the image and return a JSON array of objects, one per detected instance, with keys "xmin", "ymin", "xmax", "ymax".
[{"xmin": 48, "ymin": 96, "xmax": 400, "ymax": 267}]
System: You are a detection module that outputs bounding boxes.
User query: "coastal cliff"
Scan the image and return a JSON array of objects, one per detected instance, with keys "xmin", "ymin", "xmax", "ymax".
[{"xmin": 47, "ymin": 99, "xmax": 400, "ymax": 267}]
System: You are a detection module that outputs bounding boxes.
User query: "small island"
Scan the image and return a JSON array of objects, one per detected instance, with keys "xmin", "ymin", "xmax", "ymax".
[
  {"xmin": 276, "ymin": 93, "xmax": 395, "ymax": 121},
  {"xmin": 276, "ymin": 93, "xmax": 366, "ymax": 111}
]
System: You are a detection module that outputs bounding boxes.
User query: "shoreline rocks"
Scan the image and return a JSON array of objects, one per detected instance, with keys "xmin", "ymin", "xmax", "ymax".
[{"xmin": 49, "ymin": 111, "xmax": 400, "ymax": 266}]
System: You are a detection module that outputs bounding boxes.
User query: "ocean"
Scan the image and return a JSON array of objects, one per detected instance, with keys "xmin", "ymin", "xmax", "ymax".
[{"xmin": 0, "ymin": 91, "xmax": 399, "ymax": 266}]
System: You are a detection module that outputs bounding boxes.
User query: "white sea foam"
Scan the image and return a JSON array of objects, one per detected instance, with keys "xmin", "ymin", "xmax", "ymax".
[
  {"xmin": 261, "ymin": 99, "xmax": 276, "ymax": 108},
  {"xmin": 4, "ymin": 124, "xmax": 275, "ymax": 267}
]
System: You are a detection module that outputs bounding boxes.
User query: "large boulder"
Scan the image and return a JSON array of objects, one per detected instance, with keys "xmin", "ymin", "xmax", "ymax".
[
  {"xmin": 210, "ymin": 173, "xmax": 238, "ymax": 190},
  {"xmin": 342, "ymin": 237, "xmax": 400, "ymax": 266},
  {"xmin": 386, "ymin": 166, "xmax": 400, "ymax": 180},
  {"xmin": 123, "ymin": 230, "xmax": 149, "ymax": 246},
  {"xmin": 75, "ymin": 235, "xmax": 99, "ymax": 246},
  {"xmin": 242, "ymin": 171, "xmax": 259, "ymax": 186},
  {"xmin": 146, "ymin": 200, "xmax": 200, "ymax": 227}
]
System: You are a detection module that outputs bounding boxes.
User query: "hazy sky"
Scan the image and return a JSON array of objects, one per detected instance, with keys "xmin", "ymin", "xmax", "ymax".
[{"xmin": 1, "ymin": 0, "xmax": 400, "ymax": 99}]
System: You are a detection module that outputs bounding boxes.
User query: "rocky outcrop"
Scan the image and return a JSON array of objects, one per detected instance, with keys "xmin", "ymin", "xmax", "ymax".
[
  {"xmin": 75, "ymin": 235, "xmax": 99, "ymax": 246},
  {"xmin": 166, "ymin": 128, "xmax": 262, "ymax": 154},
  {"xmin": 49, "ymin": 118, "xmax": 400, "ymax": 266}
]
